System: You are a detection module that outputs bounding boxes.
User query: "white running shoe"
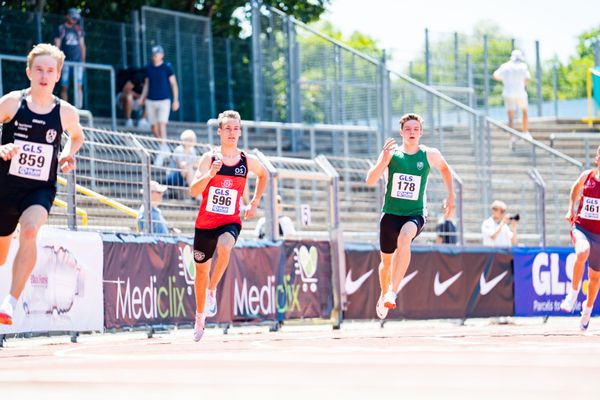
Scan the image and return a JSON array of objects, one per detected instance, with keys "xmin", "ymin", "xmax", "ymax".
[
  {"xmin": 124, "ymin": 118, "xmax": 134, "ymax": 128},
  {"xmin": 205, "ymin": 291, "xmax": 217, "ymax": 318},
  {"xmin": 580, "ymin": 309, "xmax": 592, "ymax": 332},
  {"xmin": 383, "ymin": 290, "xmax": 396, "ymax": 309},
  {"xmin": 0, "ymin": 301, "xmax": 14, "ymax": 325},
  {"xmin": 560, "ymin": 291, "xmax": 578, "ymax": 313},
  {"xmin": 193, "ymin": 312, "xmax": 205, "ymax": 342},
  {"xmin": 137, "ymin": 118, "xmax": 151, "ymax": 130},
  {"xmin": 376, "ymin": 295, "xmax": 388, "ymax": 320}
]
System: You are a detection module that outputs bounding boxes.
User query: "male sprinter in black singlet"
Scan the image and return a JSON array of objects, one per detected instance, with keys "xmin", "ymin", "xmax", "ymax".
[{"xmin": 0, "ymin": 43, "xmax": 84, "ymax": 324}]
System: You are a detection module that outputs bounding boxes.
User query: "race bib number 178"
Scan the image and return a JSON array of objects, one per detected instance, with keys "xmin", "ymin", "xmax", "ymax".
[
  {"xmin": 9, "ymin": 140, "xmax": 53, "ymax": 181},
  {"xmin": 391, "ymin": 173, "xmax": 422, "ymax": 201}
]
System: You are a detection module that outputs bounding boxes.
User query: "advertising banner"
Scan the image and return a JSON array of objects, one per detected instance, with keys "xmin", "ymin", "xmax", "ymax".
[
  {"xmin": 102, "ymin": 235, "xmax": 333, "ymax": 328},
  {"xmin": 343, "ymin": 245, "xmax": 513, "ymax": 320},
  {"xmin": 513, "ymin": 247, "xmax": 598, "ymax": 316},
  {"xmin": 0, "ymin": 227, "xmax": 104, "ymax": 334}
]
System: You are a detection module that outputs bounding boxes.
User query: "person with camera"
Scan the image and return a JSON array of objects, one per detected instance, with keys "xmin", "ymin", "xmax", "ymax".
[{"xmin": 481, "ymin": 200, "xmax": 518, "ymax": 246}]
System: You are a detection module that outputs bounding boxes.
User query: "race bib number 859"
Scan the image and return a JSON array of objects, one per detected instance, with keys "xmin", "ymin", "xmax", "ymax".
[
  {"xmin": 9, "ymin": 140, "xmax": 53, "ymax": 181},
  {"xmin": 580, "ymin": 196, "xmax": 600, "ymax": 220},
  {"xmin": 391, "ymin": 173, "xmax": 421, "ymax": 201},
  {"xmin": 206, "ymin": 186, "xmax": 238, "ymax": 215}
]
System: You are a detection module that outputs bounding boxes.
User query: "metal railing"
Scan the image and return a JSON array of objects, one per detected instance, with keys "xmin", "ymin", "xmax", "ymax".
[
  {"xmin": 0, "ymin": 54, "xmax": 116, "ymax": 129},
  {"xmin": 549, "ymin": 132, "xmax": 599, "ymax": 169}
]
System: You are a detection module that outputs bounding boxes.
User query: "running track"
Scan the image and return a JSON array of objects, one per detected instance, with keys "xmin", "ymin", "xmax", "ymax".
[{"xmin": 1, "ymin": 318, "xmax": 599, "ymax": 399}]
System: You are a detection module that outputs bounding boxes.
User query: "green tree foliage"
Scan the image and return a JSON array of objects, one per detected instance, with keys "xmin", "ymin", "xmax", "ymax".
[{"xmin": 2, "ymin": 0, "xmax": 329, "ymax": 38}]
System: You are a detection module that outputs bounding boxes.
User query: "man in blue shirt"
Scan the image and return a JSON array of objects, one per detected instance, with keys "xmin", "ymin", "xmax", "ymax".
[
  {"xmin": 53, "ymin": 8, "xmax": 86, "ymax": 108},
  {"xmin": 137, "ymin": 180, "xmax": 170, "ymax": 234},
  {"xmin": 139, "ymin": 45, "xmax": 180, "ymax": 167}
]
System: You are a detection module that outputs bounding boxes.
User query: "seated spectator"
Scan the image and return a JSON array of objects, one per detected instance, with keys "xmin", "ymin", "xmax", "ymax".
[
  {"xmin": 436, "ymin": 203, "xmax": 458, "ymax": 244},
  {"xmin": 164, "ymin": 130, "xmax": 199, "ymax": 197},
  {"xmin": 116, "ymin": 67, "xmax": 149, "ymax": 129},
  {"xmin": 137, "ymin": 180, "xmax": 169, "ymax": 234},
  {"xmin": 255, "ymin": 195, "xmax": 296, "ymax": 239},
  {"xmin": 481, "ymin": 200, "xmax": 518, "ymax": 246}
]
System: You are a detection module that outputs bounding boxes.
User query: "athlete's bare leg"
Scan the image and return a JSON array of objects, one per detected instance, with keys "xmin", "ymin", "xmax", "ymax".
[
  {"xmin": 208, "ymin": 233, "xmax": 235, "ymax": 291},
  {"xmin": 391, "ymin": 222, "xmax": 418, "ymax": 292},
  {"xmin": 194, "ymin": 259, "xmax": 212, "ymax": 313},
  {"xmin": 0, "ymin": 234, "xmax": 12, "ymax": 266},
  {"xmin": 378, "ymin": 252, "xmax": 393, "ymax": 295},
  {"xmin": 572, "ymin": 235, "xmax": 590, "ymax": 292},
  {"xmin": 586, "ymin": 269, "xmax": 600, "ymax": 308},
  {"xmin": 10, "ymin": 205, "xmax": 47, "ymax": 299}
]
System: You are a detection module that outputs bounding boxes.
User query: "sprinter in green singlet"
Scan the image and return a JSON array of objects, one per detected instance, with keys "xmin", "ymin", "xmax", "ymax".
[{"xmin": 366, "ymin": 113, "xmax": 455, "ymax": 320}]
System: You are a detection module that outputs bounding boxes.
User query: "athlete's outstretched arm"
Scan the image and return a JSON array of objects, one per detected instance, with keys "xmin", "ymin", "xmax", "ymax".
[
  {"xmin": 245, "ymin": 155, "xmax": 268, "ymax": 220},
  {"xmin": 566, "ymin": 170, "xmax": 590, "ymax": 224},
  {"xmin": 366, "ymin": 137, "xmax": 396, "ymax": 186},
  {"xmin": 189, "ymin": 152, "xmax": 221, "ymax": 198},
  {"xmin": 427, "ymin": 147, "xmax": 455, "ymax": 218},
  {"xmin": 60, "ymin": 103, "xmax": 85, "ymax": 173},
  {"xmin": 0, "ymin": 91, "xmax": 21, "ymax": 161}
]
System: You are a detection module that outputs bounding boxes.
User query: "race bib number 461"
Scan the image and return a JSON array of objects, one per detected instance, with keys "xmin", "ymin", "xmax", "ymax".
[
  {"xmin": 391, "ymin": 173, "xmax": 421, "ymax": 201},
  {"xmin": 206, "ymin": 186, "xmax": 238, "ymax": 215},
  {"xmin": 580, "ymin": 196, "xmax": 600, "ymax": 220},
  {"xmin": 9, "ymin": 140, "xmax": 53, "ymax": 181}
]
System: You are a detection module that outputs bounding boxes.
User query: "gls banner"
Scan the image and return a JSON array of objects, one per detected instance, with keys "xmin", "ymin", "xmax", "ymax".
[
  {"xmin": 513, "ymin": 247, "xmax": 599, "ymax": 316},
  {"xmin": 343, "ymin": 245, "xmax": 513, "ymax": 320},
  {"xmin": 0, "ymin": 227, "xmax": 104, "ymax": 334}
]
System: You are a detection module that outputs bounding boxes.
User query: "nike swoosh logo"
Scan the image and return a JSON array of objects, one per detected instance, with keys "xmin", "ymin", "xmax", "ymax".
[
  {"xmin": 433, "ymin": 271, "xmax": 463, "ymax": 296},
  {"xmin": 345, "ymin": 269, "xmax": 374, "ymax": 295},
  {"xmin": 396, "ymin": 270, "xmax": 419, "ymax": 294},
  {"xmin": 480, "ymin": 271, "xmax": 508, "ymax": 295}
]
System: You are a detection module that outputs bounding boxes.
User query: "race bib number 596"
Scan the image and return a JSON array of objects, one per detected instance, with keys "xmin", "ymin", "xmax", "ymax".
[
  {"xmin": 9, "ymin": 140, "xmax": 53, "ymax": 181},
  {"xmin": 206, "ymin": 186, "xmax": 238, "ymax": 215},
  {"xmin": 391, "ymin": 173, "xmax": 421, "ymax": 201},
  {"xmin": 580, "ymin": 196, "xmax": 600, "ymax": 220}
]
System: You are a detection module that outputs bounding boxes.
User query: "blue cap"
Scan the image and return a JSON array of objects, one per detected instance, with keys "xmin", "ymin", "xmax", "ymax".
[
  {"xmin": 67, "ymin": 8, "xmax": 80, "ymax": 21},
  {"xmin": 151, "ymin": 45, "xmax": 164, "ymax": 55}
]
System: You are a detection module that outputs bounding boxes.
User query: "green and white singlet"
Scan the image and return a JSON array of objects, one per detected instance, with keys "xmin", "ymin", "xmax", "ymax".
[{"xmin": 382, "ymin": 146, "xmax": 430, "ymax": 217}]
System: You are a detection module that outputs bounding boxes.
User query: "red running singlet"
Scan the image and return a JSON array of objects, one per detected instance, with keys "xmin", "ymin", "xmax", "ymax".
[
  {"xmin": 575, "ymin": 170, "xmax": 600, "ymax": 234},
  {"xmin": 195, "ymin": 151, "xmax": 248, "ymax": 229}
]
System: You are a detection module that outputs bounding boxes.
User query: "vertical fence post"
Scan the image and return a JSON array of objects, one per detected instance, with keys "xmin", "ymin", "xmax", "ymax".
[
  {"xmin": 35, "ymin": 12, "xmax": 42, "ymax": 43},
  {"xmin": 483, "ymin": 35, "xmax": 489, "ymax": 116},
  {"xmin": 454, "ymin": 32, "xmax": 459, "ymax": 86},
  {"xmin": 535, "ymin": 40, "xmax": 542, "ymax": 117},
  {"xmin": 379, "ymin": 51, "xmax": 390, "ymax": 147},
  {"xmin": 594, "ymin": 39, "xmax": 600, "ymax": 67},
  {"xmin": 174, "ymin": 16, "xmax": 184, "ymax": 121},
  {"xmin": 120, "ymin": 23, "xmax": 127, "ymax": 68},
  {"xmin": 207, "ymin": 20, "xmax": 217, "ymax": 119},
  {"xmin": 191, "ymin": 35, "xmax": 200, "ymax": 122},
  {"xmin": 251, "ymin": 0, "xmax": 263, "ymax": 122},
  {"xmin": 425, "ymin": 28, "xmax": 434, "ymax": 133},
  {"xmin": 66, "ymin": 171, "xmax": 77, "ymax": 230},
  {"xmin": 225, "ymin": 38, "xmax": 235, "ymax": 110},
  {"xmin": 553, "ymin": 65, "xmax": 558, "ymax": 118},
  {"xmin": 132, "ymin": 10, "xmax": 141, "ymax": 68}
]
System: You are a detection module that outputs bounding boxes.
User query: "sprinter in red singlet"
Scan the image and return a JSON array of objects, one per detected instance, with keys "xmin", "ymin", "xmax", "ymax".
[
  {"xmin": 562, "ymin": 145, "xmax": 600, "ymax": 331},
  {"xmin": 189, "ymin": 110, "xmax": 267, "ymax": 341}
]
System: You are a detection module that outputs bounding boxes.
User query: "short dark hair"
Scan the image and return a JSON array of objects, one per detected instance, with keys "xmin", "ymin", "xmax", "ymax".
[{"xmin": 399, "ymin": 113, "xmax": 424, "ymax": 129}]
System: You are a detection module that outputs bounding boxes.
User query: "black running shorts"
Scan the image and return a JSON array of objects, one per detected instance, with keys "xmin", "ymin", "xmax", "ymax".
[
  {"xmin": 379, "ymin": 213, "xmax": 425, "ymax": 254},
  {"xmin": 0, "ymin": 185, "xmax": 56, "ymax": 236},
  {"xmin": 193, "ymin": 223, "xmax": 241, "ymax": 263}
]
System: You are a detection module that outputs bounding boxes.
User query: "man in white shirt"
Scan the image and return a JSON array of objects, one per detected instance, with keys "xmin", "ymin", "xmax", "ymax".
[
  {"xmin": 481, "ymin": 200, "xmax": 518, "ymax": 246},
  {"xmin": 493, "ymin": 49, "xmax": 531, "ymax": 135}
]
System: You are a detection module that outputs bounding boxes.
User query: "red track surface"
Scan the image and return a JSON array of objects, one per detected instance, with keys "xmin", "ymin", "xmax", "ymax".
[{"xmin": 1, "ymin": 318, "xmax": 599, "ymax": 399}]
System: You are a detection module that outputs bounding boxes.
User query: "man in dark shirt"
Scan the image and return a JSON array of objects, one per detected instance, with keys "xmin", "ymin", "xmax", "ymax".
[
  {"xmin": 53, "ymin": 8, "xmax": 86, "ymax": 108},
  {"xmin": 117, "ymin": 67, "xmax": 148, "ymax": 128},
  {"xmin": 139, "ymin": 45, "xmax": 180, "ymax": 167}
]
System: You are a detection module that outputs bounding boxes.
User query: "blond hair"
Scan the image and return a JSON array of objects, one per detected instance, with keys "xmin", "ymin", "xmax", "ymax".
[
  {"xmin": 399, "ymin": 113, "xmax": 424, "ymax": 129},
  {"xmin": 27, "ymin": 43, "xmax": 65, "ymax": 72},
  {"xmin": 218, "ymin": 110, "xmax": 241, "ymax": 128}
]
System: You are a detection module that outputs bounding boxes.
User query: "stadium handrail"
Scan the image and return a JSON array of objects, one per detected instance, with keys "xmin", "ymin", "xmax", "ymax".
[
  {"xmin": 52, "ymin": 198, "xmax": 88, "ymax": 226},
  {"xmin": 56, "ymin": 176, "xmax": 139, "ymax": 220}
]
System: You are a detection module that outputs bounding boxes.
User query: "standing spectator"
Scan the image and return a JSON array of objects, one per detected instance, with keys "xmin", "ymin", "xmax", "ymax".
[
  {"xmin": 435, "ymin": 203, "xmax": 458, "ymax": 244},
  {"xmin": 137, "ymin": 180, "xmax": 170, "ymax": 234},
  {"xmin": 493, "ymin": 49, "xmax": 532, "ymax": 141},
  {"xmin": 139, "ymin": 45, "xmax": 180, "ymax": 167},
  {"xmin": 116, "ymin": 67, "xmax": 149, "ymax": 129},
  {"xmin": 481, "ymin": 200, "xmax": 518, "ymax": 247},
  {"xmin": 164, "ymin": 129, "xmax": 199, "ymax": 195},
  {"xmin": 54, "ymin": 8, "xmax": 85, "ymax": 108}
]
